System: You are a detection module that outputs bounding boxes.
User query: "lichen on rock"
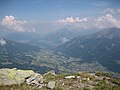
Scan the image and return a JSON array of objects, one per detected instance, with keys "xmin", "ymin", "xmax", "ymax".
[{"xmin": 0, "ymin": 68, "xmax": 43, "ymax": 86}]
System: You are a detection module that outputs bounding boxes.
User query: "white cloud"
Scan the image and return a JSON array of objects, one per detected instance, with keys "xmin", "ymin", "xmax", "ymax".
[
  {"xmin": 103, "ymin": 8, "xmax": 120, "ymax": 14},
  {"xmin": 103, "ymin": 8, "xmax": 114, "ymax": 14},
  {"xmin": 1, "ymin": 15, "xmax": 26, "ymax": 32},
  {"xmin": 0, "ymin": 15, "xmax": 38, "ymax": 33},
  {"xmin": 57, "ymin": 14, "xmax": 120, "ymax": 30},
  {"xmin": 95, "ymin": 14, "xmax": 120, "ymax": 28},
  {"xmin": 1, "ymin": 14, "xmax": 120, "ymax": 34},
  {"xmin": 58, "ymin": 17, "xmax": 89, "ymax": 23}
]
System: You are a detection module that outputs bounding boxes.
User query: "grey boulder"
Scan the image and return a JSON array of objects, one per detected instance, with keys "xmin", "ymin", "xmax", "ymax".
[{"xmin": 47, "ymin": 81, "xmax": 56, "ymax": 89}]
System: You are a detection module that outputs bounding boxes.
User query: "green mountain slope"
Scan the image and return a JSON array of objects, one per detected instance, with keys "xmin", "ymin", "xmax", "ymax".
[{"xmin": 57, "ymin": 28, "xmax": 120, "ymax": 73}]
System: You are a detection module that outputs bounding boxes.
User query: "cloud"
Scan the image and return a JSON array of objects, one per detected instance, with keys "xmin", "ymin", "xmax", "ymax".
[
  {"xmin": 58, "ymin": 17, "xmax": 89, "ymax": 23},
  {"xmin": 1, "ymin": 13, "xmax": 120, "ymax": 34},
  {"xmin": 95, "ymin": 14, "xmax": 120, "ymax": 28},
  {"xmin": 0, "ymin": 16, "xmax": 58, "ymax": 34},
  {"xmin": 103, "ymin": 8, "xmax": 120, "ymax": 14},
  {"xmin": 57, "ymin": 14, "xmax": 120, "ymax": 30},
  {"xmin": 0, "ymin": 15, "xmax": 37, "ymax": 33},
  {"xmin": 1, "ymin": 15, "xmax": 26, "ymax": 32}
]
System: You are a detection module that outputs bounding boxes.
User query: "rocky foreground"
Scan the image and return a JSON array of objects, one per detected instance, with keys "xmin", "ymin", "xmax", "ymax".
[{"xmin": 0, "ymin": 68, "xmax": 120, "ymax": 90}]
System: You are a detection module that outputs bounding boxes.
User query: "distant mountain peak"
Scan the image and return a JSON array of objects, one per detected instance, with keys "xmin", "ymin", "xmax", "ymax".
[{"xmin": 94, "ymin": 27, "xmax": 120, "ymax": 39}]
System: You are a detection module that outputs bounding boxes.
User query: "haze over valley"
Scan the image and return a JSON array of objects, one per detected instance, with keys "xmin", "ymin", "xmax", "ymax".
[{"xmin": 0, "ymin": 0, "xmax": 120, "ymax": 89}]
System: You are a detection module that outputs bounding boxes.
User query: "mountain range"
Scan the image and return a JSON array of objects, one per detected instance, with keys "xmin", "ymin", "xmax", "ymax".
[
  {"xmin": 0, "ymin": 38, "xmax": 50, "ymax": 73},
  {"xmin": 1, "ymin": 27, "xmax": 120, "ymax": 74},
  {"xmin": 57, "ymin": 28, "xmax": 120, "ymax": 73},
  {"xmin": 5, "ymin": 28, "xmax": 97, "ymax": 48}
]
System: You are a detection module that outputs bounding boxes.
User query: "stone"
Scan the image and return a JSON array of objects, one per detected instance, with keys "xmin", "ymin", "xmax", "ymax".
[
  {"xmin": 0, "ymin": 68, "xmax": 42, "ymax": 86},
  {"xmin": 82, "ymin": 78, "xmax": 87, "ymax": 80},
  {"xmin": 64, "ymin": 76, "xmax": 75, "ymax": 79},
  {"xmin": 95, "ymin": 76, "xmax": 104, "ymax": 80},
  {"xmin": 0, "ymin": 78, "xmax": 16, "ymax": 85},
  {"xmin": 38, "ymin": 84, "xmax": 45, "ymax": 88},
  {"xmin": 89, "ymin": 73, "xmax": 96, "ymax": 76},
  {"xmin": 0, "ymin": 68, "xmax": 27, "ymax": 85},
  {"xmin": 62, "ymin": 83, "xmax": 64, "ymax": 85},
  {"xmin": 87, "ymin": 77, "xmax": 90, "ymax": 81},
  {"xmin": 77, "ymin": 76, "xmax": 81, "ymax": 78},
  {"xmin": 43, "ymin": 70, "xmax": 56, "ymax": 76},
  {"xmin": 25, "ymin": 73, "xmax": 43, "ymax": 88},
  {"xmin": 16, "ymin": 69, "xmax": 34, "ymax": 78},
  {"xmin": 47, "ymin": 81, "xmax": 56, "ymax": 89}
]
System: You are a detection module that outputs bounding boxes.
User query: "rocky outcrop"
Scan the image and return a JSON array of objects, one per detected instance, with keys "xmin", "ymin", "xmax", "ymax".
[
  {"xmin": 26, "ymin": 73, "xmax": 43, "ymax": 88},
  {"xmin": 0, "ymin": 68, "xmax": 120, "ymax": 90},
  {"xmin": 0, "ymin": 68, "xmax": 43, "ymax": 88},
  {"xmin": 0, "ymin": 68, "xmax": 33, "ymax": 85}
]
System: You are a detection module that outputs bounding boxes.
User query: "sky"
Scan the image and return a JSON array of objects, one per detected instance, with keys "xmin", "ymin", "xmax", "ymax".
[{"xmin": 0, "ymin": 0, "xmax": 120, "ymax": 34}]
